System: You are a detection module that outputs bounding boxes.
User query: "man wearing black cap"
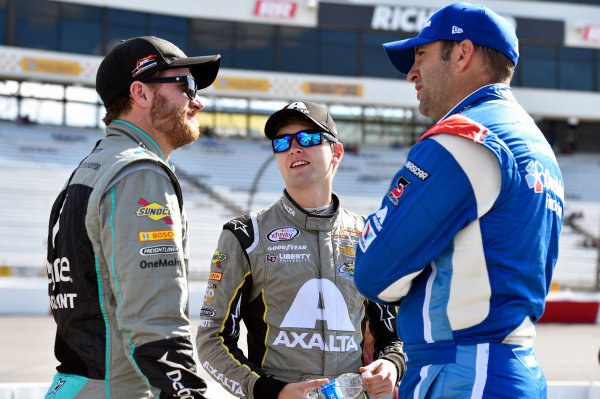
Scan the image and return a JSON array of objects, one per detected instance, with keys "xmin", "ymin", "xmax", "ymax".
[
  {"xmin": 45, "ymin": 36, "xmax": 220, "ymax": 398},
  {"xmin": 353, "ymin": 3, "xmax": 564, "ymax": 398},
  {"xmin": 196, "ymin": 101, "xmax": 405, "ymax": 399}
]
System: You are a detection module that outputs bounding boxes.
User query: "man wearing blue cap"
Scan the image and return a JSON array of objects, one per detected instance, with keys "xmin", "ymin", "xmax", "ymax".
[{"xmin": 353, "ymin": 2, "xmax": 564, "ymax": 398}]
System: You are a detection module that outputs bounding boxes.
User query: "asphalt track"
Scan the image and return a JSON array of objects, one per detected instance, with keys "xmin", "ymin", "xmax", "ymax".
[{"xmin": 1, "ymin": 316, "xmax": 599, "ymax": 395}]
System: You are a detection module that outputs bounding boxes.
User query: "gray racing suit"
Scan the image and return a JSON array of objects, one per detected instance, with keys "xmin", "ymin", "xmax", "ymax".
[
  {"xmin": 45, "ymin": 119, "xmax": 208, "ymax": 398},
  {"xmin": 195, "ymin": 191, "xmax": 405, "ymax": 399}
]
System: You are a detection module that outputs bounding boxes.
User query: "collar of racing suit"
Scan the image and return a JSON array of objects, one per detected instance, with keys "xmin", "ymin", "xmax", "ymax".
[
  {"xmin": 279, "ymin": 189, "xmax": 341, "ymax": 231},
  {"xmin": 105, "ymin": 119, "xmax": 172, "ymax": 168}
]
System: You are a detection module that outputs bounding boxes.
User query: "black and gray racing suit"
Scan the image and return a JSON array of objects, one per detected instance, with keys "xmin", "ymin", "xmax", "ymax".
[
  {"xmin": 46, "ymin": 119, "xmax": 208, "ymax": 398},
  {"xmin": 196, "ymin": 191, "xmax": 405, "ymax": 399}
]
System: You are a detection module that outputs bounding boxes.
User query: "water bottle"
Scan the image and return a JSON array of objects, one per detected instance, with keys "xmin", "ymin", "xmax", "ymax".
[{"xmin": 306, "ymin": 371, "xmax": 372, "ymax": 399}]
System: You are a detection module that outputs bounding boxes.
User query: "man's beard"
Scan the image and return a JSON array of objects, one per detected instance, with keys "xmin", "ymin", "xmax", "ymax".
[{"xmin": 150, "ymin": 92, "xmax": 200, "ymax": 149}]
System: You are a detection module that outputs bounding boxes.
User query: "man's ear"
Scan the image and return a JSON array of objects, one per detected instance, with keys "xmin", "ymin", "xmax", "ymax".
[
  {"xmin": 129, "ymin": 81, "xmax": 153, "ymax": 109},
  {"xmin": 331, "ymin": 142, "xmax": 344, "ymax": 165},
  {"xmin": 455, "ymin": 39, "xmax": 476, "ymax": 72}
]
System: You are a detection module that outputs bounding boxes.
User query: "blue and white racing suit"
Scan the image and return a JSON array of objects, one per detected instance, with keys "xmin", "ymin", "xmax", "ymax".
[{"xmin": 354, "ymin": 84, "xmax": 564, "ymax": 398}]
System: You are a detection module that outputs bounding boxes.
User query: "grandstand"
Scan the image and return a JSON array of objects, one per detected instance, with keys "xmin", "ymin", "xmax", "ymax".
[{"xmin": 1, "ymin": 120, "xmax": 598, "ymax": 291}]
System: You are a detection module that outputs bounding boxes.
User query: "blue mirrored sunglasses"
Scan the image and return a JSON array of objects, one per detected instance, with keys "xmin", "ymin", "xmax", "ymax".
[
  {"xmin": 272, "ymin": 129, "xmax": 338, "ymax": 153},
  {"xmin": 142, "ymin": 75, "xmax": 197, "ymax": 100}
]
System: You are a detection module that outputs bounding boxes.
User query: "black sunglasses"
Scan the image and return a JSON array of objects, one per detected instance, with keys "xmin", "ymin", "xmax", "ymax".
[
  {"xmin": 142, "ymin": 75, "xmax": 197, "ymax": 100},
  {"xmin": 272, "ymin": 129, "xmax": 338, "ymax": 153}
]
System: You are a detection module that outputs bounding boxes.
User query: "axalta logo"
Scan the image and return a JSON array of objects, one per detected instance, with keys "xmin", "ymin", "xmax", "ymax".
[
  {"xmin": 273, "ymin": 330, "xmax": 359, "ymax": 352},
  {"xmin": 275, "ymin": 278, "xmax": 358, "ymax": 352},
  {"xmin": 131, "ymin": 54, "xmax": 158, "ymax": 77},
  {"xmin": 136, "ymin": 198, "xmax": 173, "ymax": 224},
  {"xmin": 267, "ymin": 227, "xmax": 299, "ymax": 242},
  {"xmin": 282, "ymin": 201, "xmax": 295, "ymax": 216},
  {"xmin": 281, "ymin": 278, "xmax": 354, "ymax": 330},
  {"xmin": 203, "ymin": 361, "xmax": 245, "ymax": 396},
  {"xmin": 285, "ymin": 101, "xmax": 309, "ymax": 114},
  {"xmin": 139, "ymin": 230, "xmax": 177, "ymax": 242}
]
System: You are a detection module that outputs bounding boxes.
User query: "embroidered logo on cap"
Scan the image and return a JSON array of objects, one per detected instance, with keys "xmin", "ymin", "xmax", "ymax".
[
  {"xmin": 285, "ymin": 101, "xmax": 309, "ymax": 114},
  {"xmin": 132, "ymin": 54, "xmax": 158, "ymax": 77},
  {"xmin": 451, "ymin": 26, "xmax": 463, "ymax": 34}
]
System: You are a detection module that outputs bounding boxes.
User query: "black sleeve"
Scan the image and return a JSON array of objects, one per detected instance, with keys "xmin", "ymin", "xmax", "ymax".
[
  {"xmin": 366, "ymin": 300, "xmax": 406, "ymax": 384},
  {"xmin": 133, "ymin": 336, "xmax": 208, "ymax": 398}
]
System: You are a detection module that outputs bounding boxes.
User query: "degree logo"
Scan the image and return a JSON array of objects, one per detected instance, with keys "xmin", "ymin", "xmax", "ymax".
[{"xmin": 136, "ymin": 198, "xmax": 173, "ymax": 224}]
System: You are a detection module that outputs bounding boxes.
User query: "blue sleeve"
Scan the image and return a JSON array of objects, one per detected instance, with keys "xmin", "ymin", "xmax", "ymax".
[{"xmin": 354, "ymin": 138, "xmax": 479, "ymax": 304}]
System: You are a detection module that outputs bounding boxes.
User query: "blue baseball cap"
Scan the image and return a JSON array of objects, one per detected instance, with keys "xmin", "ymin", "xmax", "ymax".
[{"xmin": 383, "ymin": 2, "xmax": 519, "ymax": 75}]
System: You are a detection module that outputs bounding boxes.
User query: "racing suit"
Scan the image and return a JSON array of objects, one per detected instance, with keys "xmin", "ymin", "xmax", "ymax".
[
  {"xmin": 354, "ymin": 84, "xmax": 564, "ymax": 398},
  {"xmin": 196, "ymin": 191, "xmax": 405, "ymax": 399},
  {"xmin": 45, "ymin": 119, "xmax": 208, "ymax": 398}
]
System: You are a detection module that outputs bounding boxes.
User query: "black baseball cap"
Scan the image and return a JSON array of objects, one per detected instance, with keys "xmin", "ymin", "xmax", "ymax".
[
  {"xmin": 264, "ymin": 101, "xmax": 338, "ymax": 140},
  {"xmin": 96, "ymin": 36, "xmax": 221, "ymax": 108}
]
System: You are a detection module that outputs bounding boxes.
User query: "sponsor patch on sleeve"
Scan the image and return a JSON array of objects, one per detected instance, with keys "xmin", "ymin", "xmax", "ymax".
[
  {"xmin": 138, "ymin": 230, "xmax": 177, "ymax": 242},
  {"xmin": 211, "ymin": 250, "xmax": 227, "ymax": 268},
  {"xmin": 136, "ymin": 198, "xmax": 173, "ymax": 224},
  {"xmin": 209, "ymin": 271, "xmax": 222, "ymax": 281},
  {"xmin": 404, "ymin": 160, "xmax": 430, "ymax": 181},
  {"xmin": 386, "ymin": 176, "xmax": 411, "ymax": 206},
  {"xmin": 358, "ymin": 220, "xmax": 377, "ymax": 252}
]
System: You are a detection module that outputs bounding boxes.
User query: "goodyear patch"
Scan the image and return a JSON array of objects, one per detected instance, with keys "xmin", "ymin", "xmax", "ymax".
[
  {"xmin": 139, "ymin": 230, "xmax": 177, "ymax": 242},
  {"xmin": 136, "ymin": 198, "xmax": 173, "ymax": 224}
]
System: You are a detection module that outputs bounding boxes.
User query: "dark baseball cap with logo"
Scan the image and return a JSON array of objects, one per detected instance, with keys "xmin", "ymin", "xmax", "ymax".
[
  {"xmin": 264, "ymin": 101, "xmax": 338, "ymax": 140},
  {"xmin": 383, "ymin": 2, "xmax": 519, "ymax": 75},
  {"xmin": 96, "ymin": 36, "xmax": 221, "ymax": 108}
]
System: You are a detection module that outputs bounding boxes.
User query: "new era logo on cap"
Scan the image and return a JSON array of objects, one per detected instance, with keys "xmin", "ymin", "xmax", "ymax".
[{"xmin": 452, "ymin": 26, "xmax": 463, "ymax": 34}]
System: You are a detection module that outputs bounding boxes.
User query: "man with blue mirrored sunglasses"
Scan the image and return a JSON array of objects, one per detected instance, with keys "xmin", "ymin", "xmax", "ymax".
[
  {"xmin": 196, "ymin": 101, "xmax": 405, "ymax": 399},
  {"xmin": 271, "ymin": 129, "xmax": 339, "ymax": 153}
]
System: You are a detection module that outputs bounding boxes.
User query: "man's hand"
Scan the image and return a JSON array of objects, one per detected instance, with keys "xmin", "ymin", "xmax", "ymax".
[
  {"xmin": 360, "ymin": 359, "xmax": 397, "ymax": 399},
  {"xmin": 277, "ymin": 379, "xmax": 329, "ymax": 399}
]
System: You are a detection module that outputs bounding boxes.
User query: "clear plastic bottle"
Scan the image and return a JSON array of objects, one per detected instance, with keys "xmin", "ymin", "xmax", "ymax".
[{"xmin": 305, "ymin": 371, "xmax": 372, "ymax": 399}]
